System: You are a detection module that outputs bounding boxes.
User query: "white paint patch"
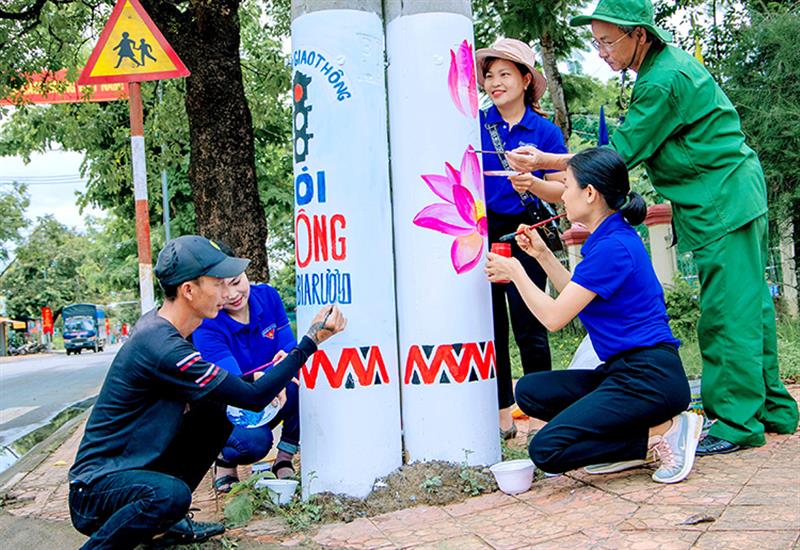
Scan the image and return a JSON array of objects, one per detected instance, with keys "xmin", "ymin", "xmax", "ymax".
[
  {"xmin": 130, "ymin": 135, "xmax": 148, "ymax": 201},
  {"xmin": 138, "ymin": 263, "xmax": 155, "ymax": 313}
]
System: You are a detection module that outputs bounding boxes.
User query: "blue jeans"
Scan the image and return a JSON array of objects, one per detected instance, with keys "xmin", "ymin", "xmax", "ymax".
[
  {"xmin": 69, "ymin": 400, "xmax": 232, "ymax": 549},
  {"xmin": 70, "ymin": 470, "xmax": 192, "ymax": 550},
  {"xmin": 220, "ymin": 379, "xmax": 300, "ymax": 464}
]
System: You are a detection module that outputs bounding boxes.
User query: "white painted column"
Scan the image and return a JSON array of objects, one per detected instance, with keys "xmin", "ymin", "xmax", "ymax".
[
  {"xmin": 385, "ymin": 0, "xmax": 500, "ymax": 467},
  {"xmin": 644, "ymin": 203, "xmax": 678, "ymax": 287},
  {"xmin": 778, "ymin": 220, "xmax": 798, "ymax": 318},
  {"xmin": 561, "ymin": 226, "xmax": 590, "ymax": 273},
  {"xmin": 291, "ymin": 0, "xmax": 402, "ymax": 498}
]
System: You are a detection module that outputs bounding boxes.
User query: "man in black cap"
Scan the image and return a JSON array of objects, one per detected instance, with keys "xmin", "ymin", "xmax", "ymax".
[{"xmin": 67, "ymin": 235, "xmax": 346, "ymax": 549}]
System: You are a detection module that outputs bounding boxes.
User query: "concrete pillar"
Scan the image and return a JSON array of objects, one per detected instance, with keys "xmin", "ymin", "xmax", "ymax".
[
  {"xmin": 778, "ymin": 220, "xmax": 798, "ymax": 318},
  {"xmin": 385, "ymin": 0, "xmax": 500, "ymax": 467},
  {"xmin": 561, "ymin": 225, "xmax": 590, "ymax": 272},
  {"xmin": 644, "ymin": 203, "xmax": 678, "ymax": 287},
  {"xmin": 291, "ymin": 0, "xmax": 402, "ymax": 498}
]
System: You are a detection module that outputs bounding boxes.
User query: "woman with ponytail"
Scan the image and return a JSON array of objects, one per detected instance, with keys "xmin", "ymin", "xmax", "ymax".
[{"xmin": 485, "ymin": 147, "xmax": 700, "ymax": 484}]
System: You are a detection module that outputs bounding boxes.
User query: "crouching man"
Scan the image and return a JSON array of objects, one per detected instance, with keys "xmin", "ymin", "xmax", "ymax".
[{"xmin": 68, "ymin": 235, "xmax": 346, "ymax": 549}]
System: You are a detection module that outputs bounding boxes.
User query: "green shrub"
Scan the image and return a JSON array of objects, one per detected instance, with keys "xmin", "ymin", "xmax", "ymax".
[{"xmin": 665, "ymin": 277, "xmax": 700, "ymax": 341}]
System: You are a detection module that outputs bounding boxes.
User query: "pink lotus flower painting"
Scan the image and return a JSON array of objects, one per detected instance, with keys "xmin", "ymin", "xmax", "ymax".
[
  {"xmin": 448, "ymin": 40, "xmax": 478, "ymax": 119},
  {"xmin": 413, "ymin": 146, "xmax": 487, "ymax": 274}
]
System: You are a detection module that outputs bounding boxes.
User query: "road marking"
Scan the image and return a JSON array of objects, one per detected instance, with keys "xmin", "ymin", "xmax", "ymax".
[{"xmin": 0, "ymin": 406, "xmax": 39, "ymax": 425}]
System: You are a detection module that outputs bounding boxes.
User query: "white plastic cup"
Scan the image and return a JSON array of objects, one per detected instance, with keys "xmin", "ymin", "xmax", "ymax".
[
  {"xmin": 255, "ymin": 478, "xmax": 299, "ymax": 505},
  {"xmin": 489, "ymin": 459, "xmax": 535, "ymax": 495}
]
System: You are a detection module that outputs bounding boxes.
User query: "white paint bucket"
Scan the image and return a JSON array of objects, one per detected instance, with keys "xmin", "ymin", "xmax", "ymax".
[
  {"xmin": 255, "ymin": 478, "xmax": 299, "ymax": 505},
  {"xmin": 489, "ymin": 459, "xmax": 535, "ymax": 495}
]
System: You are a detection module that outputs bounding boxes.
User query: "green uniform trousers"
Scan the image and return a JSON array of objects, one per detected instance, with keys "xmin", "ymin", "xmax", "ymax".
[{"xmin": 693, "ymin": 214, "xmax": 798, "ymax": 447}]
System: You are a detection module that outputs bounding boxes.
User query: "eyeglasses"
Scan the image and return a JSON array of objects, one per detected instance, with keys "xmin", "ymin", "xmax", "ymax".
[{"xmin": 591, "ymin": 31, "xmax": 633, "ymax": 52}]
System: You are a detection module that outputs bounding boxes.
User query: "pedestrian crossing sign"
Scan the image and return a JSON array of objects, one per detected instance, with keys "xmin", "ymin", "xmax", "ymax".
[{"xmin": 78, "ymin": 0, "xmax": 189, "ymax": 85}]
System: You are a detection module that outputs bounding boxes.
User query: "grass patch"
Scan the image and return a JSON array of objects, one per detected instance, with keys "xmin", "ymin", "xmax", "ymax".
[
  {"xmin": 777, "ymin": 319, "xmax": 800, "ymax": 382},
  {"xmin": 10, "ymin": 405, "xmax": 86, "ymax": 456},
  {"xmin": 508, "ymin": 315, "xmax": 799, "ymax": 383},
  {"xmin": 509, "ymin": 318, "xmax": 586, "ymax": 379}
]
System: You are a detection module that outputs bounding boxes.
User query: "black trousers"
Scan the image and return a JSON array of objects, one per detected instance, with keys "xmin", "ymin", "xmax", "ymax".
[
  {"xmin": 69, "ymin": 400, "xmax": 233, "ymax": 550},
  {"xmin": 489, "ymin": 210, "xmax": 552, "ymax": 409},
  {"xmin": 515, "ymin": 343, "xmax": 690, "ymax": 474}
]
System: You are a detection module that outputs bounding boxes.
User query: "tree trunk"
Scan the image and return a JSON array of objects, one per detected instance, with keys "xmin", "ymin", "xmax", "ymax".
[
  {"xmin": 539, "ymin": 32, "xmax": 571, "ymax": 142},
  {"xmin": 145, "ymin": 1, "xmax": 270, "ymax": 282}
]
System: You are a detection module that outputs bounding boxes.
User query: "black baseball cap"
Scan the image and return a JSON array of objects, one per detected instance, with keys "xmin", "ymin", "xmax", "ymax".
[{"xmin": 154, "ymin": 235, "xmax": 250, "ymax": 286}]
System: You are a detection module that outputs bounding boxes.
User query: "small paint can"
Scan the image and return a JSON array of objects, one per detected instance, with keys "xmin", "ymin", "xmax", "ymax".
[{"xmin": 491, "ymin": 242, "xmax": 512, "ymax": 284}]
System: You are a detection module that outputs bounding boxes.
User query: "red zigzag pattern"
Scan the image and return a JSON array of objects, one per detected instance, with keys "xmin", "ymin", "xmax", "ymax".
[
  {"xmin": 404, "ymin": 341, "xmax": 496, "ymax": 385},
  {"xmin": 301, "ymin": 346, "xmax": 389, "ymax": 390}
]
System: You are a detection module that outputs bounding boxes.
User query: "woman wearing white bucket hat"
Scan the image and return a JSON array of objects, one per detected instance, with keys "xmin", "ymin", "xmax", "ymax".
[{"xmin": 476, "ymin": 38, "xmax": 568, "ymax": 439}]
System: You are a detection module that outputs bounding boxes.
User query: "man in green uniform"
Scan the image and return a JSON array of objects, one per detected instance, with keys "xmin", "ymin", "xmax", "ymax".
[{"xmin": 507, "ymin": 0, "xmax": 798, "ymax": 454}]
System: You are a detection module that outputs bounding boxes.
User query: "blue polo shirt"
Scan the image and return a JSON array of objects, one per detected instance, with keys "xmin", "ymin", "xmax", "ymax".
[
  {"xmin": 193, "ymin": 284, "xmax": 296, "ymax": 376},
  {"xmin": 571, "ymin": 213, "xmax": 680, "ymax": 361},
  {"xmin": 480, "ymin": 105, "xmax": 567, "ymax": 215}
]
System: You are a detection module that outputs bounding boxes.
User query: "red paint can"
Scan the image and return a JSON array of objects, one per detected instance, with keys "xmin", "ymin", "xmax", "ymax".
[{"xmin": 490, "ymin": 242, "xmax": 512, "ymax": 284}]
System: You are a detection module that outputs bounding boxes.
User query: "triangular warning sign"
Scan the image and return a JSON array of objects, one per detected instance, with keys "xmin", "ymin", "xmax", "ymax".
[{"xmin": 78, "ymin": 0, "xmax": 189, "ymax": 85}]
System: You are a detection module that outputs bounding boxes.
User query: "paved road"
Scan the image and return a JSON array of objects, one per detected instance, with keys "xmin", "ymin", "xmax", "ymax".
[{"xmin": 0, "ymin": 345, "xmax": 119, "ymax": 448}]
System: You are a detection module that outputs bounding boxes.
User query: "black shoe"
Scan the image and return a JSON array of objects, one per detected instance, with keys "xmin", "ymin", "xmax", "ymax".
[
  {"xmin": 695, "ymin": 435, "xmax": 742, "ymax": 456},
  {"xmin": 151, "ymin": 512, "xmax": 225, "ymax": 547}
]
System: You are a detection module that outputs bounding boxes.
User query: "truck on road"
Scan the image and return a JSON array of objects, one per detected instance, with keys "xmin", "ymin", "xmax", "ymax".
[{"xmin": 63, "ymin": 304, "xmax": 106, "ymax": 355}]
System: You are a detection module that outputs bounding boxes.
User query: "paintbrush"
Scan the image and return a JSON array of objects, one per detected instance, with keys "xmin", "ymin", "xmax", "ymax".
[
  {"xmin": 498, "ymin": 213, "xmax": 566, "ymax": 242},
  {"xmin": 475, "ymin": 150, "xmax": 536, "ymax": 156}
]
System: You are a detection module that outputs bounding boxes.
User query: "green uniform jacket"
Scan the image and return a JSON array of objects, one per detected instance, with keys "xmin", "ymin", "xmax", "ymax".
[{"xmin": 610, "ymin": 44, "xmax": 767, "ymax": 252}]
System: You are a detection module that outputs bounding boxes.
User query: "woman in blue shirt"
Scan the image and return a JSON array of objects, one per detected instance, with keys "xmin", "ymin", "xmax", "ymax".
[
  {"xmin": 485, "ymin": 147, "xmax": 700, "ymax": 484},
  {"xmin": 193, "ymin": 265, "xmax": 299, "ymax": 491},
  {"xmin": 476, "ymin": 38, "xmax": 568, "ymax": 438}
]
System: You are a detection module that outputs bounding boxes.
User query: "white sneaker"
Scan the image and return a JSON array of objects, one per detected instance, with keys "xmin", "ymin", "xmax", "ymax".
[
  {"xmin": 584, "ymin": 459, "xmax": 649, "ymax": 475},
  {"xmin": 651, "ymin": 412, "xmax": 702, "ymax": 484}
]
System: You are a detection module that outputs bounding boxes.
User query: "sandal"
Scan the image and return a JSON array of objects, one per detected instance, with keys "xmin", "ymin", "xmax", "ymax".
[
  {"xmin": 500, "ymin": 423, "xmax": 518, "ymax": 441},
  {"xmin": 271, "ymin": 459, "xmax": 296, "ymax": 479},
  {"xmin": 213, "ymin": 474, "xmax": 239, "ymax": 494}
]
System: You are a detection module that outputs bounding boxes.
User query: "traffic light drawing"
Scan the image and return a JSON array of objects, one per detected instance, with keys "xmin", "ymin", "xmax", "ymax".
[{"xmin": 293, "ymin": 71, "xmax": 314, "ymax": 163}]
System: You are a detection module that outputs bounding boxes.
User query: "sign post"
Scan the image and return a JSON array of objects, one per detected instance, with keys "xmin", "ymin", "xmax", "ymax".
[
  {"xmin": 78, "ymin": 0, "xmax": 189, "ymax": 314},
  {"xmin": 41, "ymin": 307, "xmax": 54, "ymax": 348}
]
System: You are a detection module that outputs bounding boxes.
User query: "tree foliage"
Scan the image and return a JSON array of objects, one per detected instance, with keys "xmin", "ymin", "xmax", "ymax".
[
  {"xmin": 716, "ymin": 6, "xmax": 800, "ymax": 278},
  {"xmin": 473, "ymin": 0, "xmax": 590, "ymax": 139},
  {"xmin": 0, "ymin": 212, "xmax": 143, "ymax": 319},
  {"xmin": 0, "ymin": 0, "xmax": 295, "ymax": 283},
  {"xmin": 0, "ymin": 181, "xmax": 30, "ymax": 262}
]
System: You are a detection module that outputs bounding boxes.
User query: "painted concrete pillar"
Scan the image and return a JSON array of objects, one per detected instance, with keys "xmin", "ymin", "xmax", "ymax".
[
  {"xmin": 291, "ymin": 0, "xmax": 402, "ymax": 498},
  {"xmin": 778, "ymin": 220, "xmax": 798, "ymax": 318},
  {"xmin": 385, "ymin": 0, "xmax": 500, "ymax": 467},
  {"xmin": 644, "ymin": 203, "xmax": 678, "ymax": 287},
  {"xmin": 561, "ymin": 225, "xmax": 590, "ymax": 272}
]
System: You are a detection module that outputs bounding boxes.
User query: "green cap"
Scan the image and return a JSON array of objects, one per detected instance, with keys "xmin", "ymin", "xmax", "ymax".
[{"xmin": 570, "ymin": 0, "xmax": 673, "ymax": 43}]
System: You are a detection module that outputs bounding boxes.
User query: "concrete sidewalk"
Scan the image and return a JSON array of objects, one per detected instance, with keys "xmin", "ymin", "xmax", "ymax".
[{"xmin": 2, "ymin": 387, "xmax": 798, "ymax": 549}]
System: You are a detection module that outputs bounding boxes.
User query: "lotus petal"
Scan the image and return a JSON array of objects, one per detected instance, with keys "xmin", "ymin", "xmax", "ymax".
[
  {"xmin": 413, "ymin": 203, "xmax": 474, "ymax": 236},
  {"xmin": 460, "ymin": 146, "xmax": 483, "ymax": 198},
  {"xmin": 451, "ymin": 232, "xmax": 485, "ymax": 274},
  {"xmin": 421, "ymin": 173, "xmax": 457, "ymax": 204},
  {"xmin": 448, "ymin": 49, "xmax": 466, "ymax": 117},
  {"xmin": 452, "ymin": 184, "xmax": 477, "ymax": 225}
]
